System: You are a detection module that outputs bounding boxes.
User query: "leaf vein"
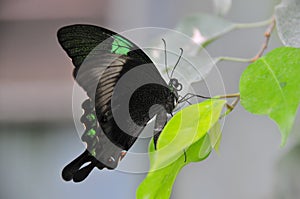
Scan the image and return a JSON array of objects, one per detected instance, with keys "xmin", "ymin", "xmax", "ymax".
[{"xmin": 262, "ymin": 58, "xmax": 287, "ymax": 107}]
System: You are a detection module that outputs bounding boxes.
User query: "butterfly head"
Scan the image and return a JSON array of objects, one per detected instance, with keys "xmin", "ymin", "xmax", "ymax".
[
  {"xmin": 163, "ymin": 78, "xmax": 181, "ymax": 113},
  {"xmin": 161, "ymin": 38, "xmax": 184, "ymax": 113},
  {"xmin": 168, "ymin": 78, "xmax": 182, "ymax": 92}
]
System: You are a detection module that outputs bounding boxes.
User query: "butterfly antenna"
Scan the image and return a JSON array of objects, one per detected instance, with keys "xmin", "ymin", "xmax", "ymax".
[
  {"xmin": 162, "ymin": 38, "xmax": 171, "ymax": 79},
  {"xmin": 170, "ymin": 48, "xmax": 183, "ymax": 78}
]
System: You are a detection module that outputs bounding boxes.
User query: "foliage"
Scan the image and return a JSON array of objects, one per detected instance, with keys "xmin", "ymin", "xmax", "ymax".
[
  {"xmin": 240, "ymin": 47, "xmax": 300, "ymax": 145},
  {"xmin": 137, "ymin": 100, "xmax": 226, "ymax": 199},
  {"xmin": 137, "ymin": 0, "xmax": 300, "ymax": 198}
]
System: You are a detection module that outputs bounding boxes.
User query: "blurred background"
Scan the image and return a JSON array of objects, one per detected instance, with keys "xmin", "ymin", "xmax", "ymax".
[{"xmin": 1, "ymin": 0, "xmax": 300, "ymax": 198}]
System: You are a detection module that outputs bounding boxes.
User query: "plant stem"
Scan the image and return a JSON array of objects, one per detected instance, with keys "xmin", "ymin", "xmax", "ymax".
[
  {"xmin": 214, "ymin": 93, "xmax": 240, "ymax": 117},
  {"xmin": 251, "ymin": 16, "xmax": 276, "ymax": 62},
  {"xmin": 216, "ymin": 56, "xmax": 252, "ymax": 63},
  {"xmin": 217, "ymin": 93, "xmax": 240, "ymax": 99},
  {"xmin": 200, "ymin": 16, "xmax": 274, "ymax": 50},
  {"xmin": 234, "ymin": 16, "xmax": 274, "ymax": 29},
  {"xmin": 214, "ymin": 16, "xmax": 276, "ymax": 64}
]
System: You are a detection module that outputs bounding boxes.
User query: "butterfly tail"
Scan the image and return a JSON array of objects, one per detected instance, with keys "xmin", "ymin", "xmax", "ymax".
[{"xmin": 62, "ymin": 149, "xmax": 107, "ymax": 182}]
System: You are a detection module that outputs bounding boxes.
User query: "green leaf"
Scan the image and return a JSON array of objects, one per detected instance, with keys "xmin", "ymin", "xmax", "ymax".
[
  {"xmin": 136, "ymin": 134, "xmax": 212, "ymax": 199},
  {"xmin": 209, "ymin": 122, "xmax": 222, "ymax": 153},
  {"xmin": 275, "ymin": 0, "xmax": 300, "ymax": 47},
  {"xmin": 239, "ymin": 47, "xmax": 300, "ymax": 145},
  {"xmin": 214, "ymin": 133, "xmax": 222, "ymax": 153},
  {"xmin": 152, "ymin": 99, "xmax": 226, "ymax": 170},
  {"xmin": 136, "ymin": 99, "xmax": 226, "ymax": 199},
  {"xmin": 176, "ymin": 13, "xmax": 235, "ymax": 47}
]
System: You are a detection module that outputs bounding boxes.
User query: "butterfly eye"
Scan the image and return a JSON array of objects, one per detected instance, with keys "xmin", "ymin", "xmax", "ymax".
[
  {"xmin": 175, "ymin": 83, "xmax": 182, "ymax": 91},
  {"xmin": 170, "ymin": 78, "xmax": 182, "ymax": 91}
]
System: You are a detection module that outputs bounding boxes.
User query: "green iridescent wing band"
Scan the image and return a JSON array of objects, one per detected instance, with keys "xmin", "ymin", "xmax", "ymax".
[{"xmin": 57, "ymin": 24, "xmax": 150, "ymax": 68}]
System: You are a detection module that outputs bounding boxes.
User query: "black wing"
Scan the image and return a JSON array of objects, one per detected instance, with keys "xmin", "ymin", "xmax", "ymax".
[
  {"xmin": 57, "ymin": 24, "xmax": 153, "ymax": 84},
  {"xmin": 58, "ymin": 25, "xmax": 170, "ymax": 182},
  {"xmin": 57, "ymin": 24, "xmax": 168, "ymax": 141},
  {"xmin": 57, "ymin": 24, "xmax": 151, "ymax": 67}
]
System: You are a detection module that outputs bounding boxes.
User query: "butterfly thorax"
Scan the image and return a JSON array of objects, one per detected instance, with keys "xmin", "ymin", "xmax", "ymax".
[{"xmin": 129, "ymin": 83, "xmax": 176, "ymax": 126}]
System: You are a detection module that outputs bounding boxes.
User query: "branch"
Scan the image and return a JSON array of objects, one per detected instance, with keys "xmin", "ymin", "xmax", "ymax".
[
  {"xmin": 251, "ymin": 16, "xmax": 276, "ymax": 62},
  {"xmin": 213, "ymin": 16, "xmax": 276, "ymax": 64}
]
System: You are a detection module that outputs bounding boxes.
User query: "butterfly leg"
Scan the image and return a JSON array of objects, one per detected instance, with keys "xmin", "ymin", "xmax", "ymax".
[{"xmin": 153, "ymin": 110, "xmax": 168, "ymax": 150}]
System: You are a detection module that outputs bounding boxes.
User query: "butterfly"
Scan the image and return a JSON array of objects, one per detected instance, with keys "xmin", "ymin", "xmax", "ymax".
[{"xmin": 57, "ymin": 24, "xmax": 201, "ymax": 182}]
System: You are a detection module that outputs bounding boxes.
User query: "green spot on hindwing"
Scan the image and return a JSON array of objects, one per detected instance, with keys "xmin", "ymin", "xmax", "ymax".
[
  {"xmin": 86, "ymin": 113, "xmax": 97, "ymax": 127},
  {"xmin": 86, "ymin": 113, "xmax": 96, "ymax": 121},
  {"xmin": 80, "ymin": 99, "xmax": 98, "ymax": 145},
  {"xmin": 87, "ymin": 129, "xmax": 96, "ymax": 137}
]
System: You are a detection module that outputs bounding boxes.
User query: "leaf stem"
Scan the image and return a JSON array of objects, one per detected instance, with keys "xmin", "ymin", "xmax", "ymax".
[
  {"xmin": 213, "ymin": 16, "xmax": 276, "ymax": 64},
  {"xmin": 214, "ymin": 93, "xmax": 240, "ymax": 117},
  {"xmin": 216, "ymin": 56, "xmax": 252, "ymax": 63},
  {"xmin": 234, "ymin": 16, "xmax": 274, "ymax": 29},
  {"xmin": 216, "ymin": 93, "xmax": 240, "ymax": 99}
]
